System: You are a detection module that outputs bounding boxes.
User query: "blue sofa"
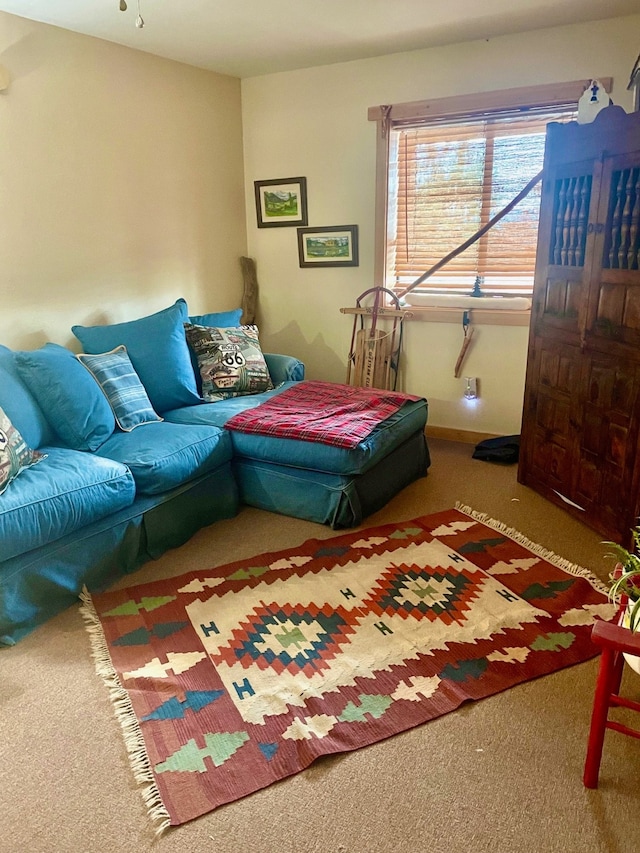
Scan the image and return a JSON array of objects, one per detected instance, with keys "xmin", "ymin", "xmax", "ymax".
[{"xmin": 0, "ymin": 299, "xmax": 429, "ymax": 646}]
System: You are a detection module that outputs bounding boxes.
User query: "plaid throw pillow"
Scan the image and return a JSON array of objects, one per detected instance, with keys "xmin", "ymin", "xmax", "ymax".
[
  {"xmin": 0, "ymin": 406, "xmax": 47, "ymax": 495},
  {"xmin": 184, "ymin": 324, "xmax": 274, "ymax": 403},
  {"xmin": 77, "ymin": 346, "xmax": 163, "ymax": 432}
]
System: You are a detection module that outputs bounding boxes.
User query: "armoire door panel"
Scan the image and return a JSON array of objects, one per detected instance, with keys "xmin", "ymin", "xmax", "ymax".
[
  {"xmin": 622, "ymin": 284, "xmax": 640, "ymax": 332},
  {"xmin": 520, "ymin": 338, "xmax": 581, "ymax": 493},
  {"xmin": 607, "ymin": 421, "xmax": 629, "ymax": 468},
  {"xmin": 602, "ymin": 165, "xmax": 640, "ymax": 272},
  {"xmin": 589, "ymin": 276, "xmax": 640, "ymax": 345},
  {"xmin": 519, "ymin": 107, "xmax": 640, "ymax": 547},
  {"xmin": 573, "ymin": 457, "xmax": 602, "ymax": 507},
  {"xmin": 611, "ymin": 367, "xmax": 636, "ymax": 411},
  {"xmin": 570, "ymin": 355, "xmax": 640, "ymax": 531},
  {"xmin": 583, "ymin": 358, "xmax": 637, "ymax": 413},
  {"xmin": 543, "ymin": 276, "xmax": 579, "ymax": 317},
  {"xmin": 536, "ymin": 273, "xmax": 585, "ymax": 336},
  {"xmin": 548, "ymin": 173, "xmax": 592, "ymax": 268},
  {"xmin": 595, "ymin": 282, "xmax": 628, "ymax": 329},
  {"xmin": 532, "ymin": 159, "xmax": 597, "ymax": 340},
  {"xmin": 537, "ymin": 345, "xmax": 579, "ymax": 393},
  {"xmin": 529, "ymin": 428, "xmax": 571, "ymax": 488},
  {"xmin": 578, "ymin": 409, "xmax": 631, "ymax": 470},
  {"xmin": 535, "ymin": 391, "xmax": 571, "ymax": 441},
  {"xmin": 580, "ymin": 410, "xmax": 603, "ymax": 455}
]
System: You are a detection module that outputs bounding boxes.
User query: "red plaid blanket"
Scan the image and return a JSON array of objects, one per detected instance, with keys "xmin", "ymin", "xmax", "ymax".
[{"xmin": 224, "ymin": 380, "xmax": 423, "ymax": 448}]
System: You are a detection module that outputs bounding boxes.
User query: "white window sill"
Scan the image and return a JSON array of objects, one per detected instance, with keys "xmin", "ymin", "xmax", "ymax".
[
  {"xmin": 340, "ymin": 305, "xmax": 531, "ymax": 327},
  {"xmin": 401, "ymin": 294, "xmax": 532, "ymax": 310}
]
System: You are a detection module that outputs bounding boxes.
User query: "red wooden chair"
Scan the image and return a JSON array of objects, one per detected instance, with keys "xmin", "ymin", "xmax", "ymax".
[{"xmin": 583, "ymin": 613, "xmax": 640, "ymax": 788}]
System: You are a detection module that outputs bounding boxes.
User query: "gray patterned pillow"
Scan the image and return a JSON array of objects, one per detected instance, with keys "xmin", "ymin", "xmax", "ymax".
[
  {"xmin": 184, "ymin": 324, "xmax": 274, "ymax": 403},
  {"xmin": 77, "ymin": 346, "xmax": 163, "ymax": 432},
  {"xmin": 0, "ymin": 406, "xmax": 47, "ymax": 495}
]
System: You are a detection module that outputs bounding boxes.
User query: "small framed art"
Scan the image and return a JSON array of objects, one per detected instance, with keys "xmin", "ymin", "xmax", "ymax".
[
  {"xmin": 297, "ymin": 225, "xmax": 359, "ymax": 268},
  {"xmin": 254, "ymin": 176, "xmax": 308, "ymax": 228}
]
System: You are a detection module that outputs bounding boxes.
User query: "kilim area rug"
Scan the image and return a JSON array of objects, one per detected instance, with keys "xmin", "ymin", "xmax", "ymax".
[{"xmin": 81, "ymin": 505, "xmax": 614, "ymax": 834}]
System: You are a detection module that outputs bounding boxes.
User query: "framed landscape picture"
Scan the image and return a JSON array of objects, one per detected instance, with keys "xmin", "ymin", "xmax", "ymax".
[
  {"xmin": 297, "ymin": 225, "xmax": 359, "ymax": 268},
  {"xmin": 254, "ymin": 177, "xmax": 308, "ymax": 228}
]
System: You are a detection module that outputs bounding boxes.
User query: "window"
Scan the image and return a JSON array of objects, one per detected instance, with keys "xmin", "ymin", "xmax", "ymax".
[
  {"xmin": 388, "ymin": 110, "xmax": 574, "ymax": 295},
  {"xmin": 370, "ymin": 82, "xmax": 607, "ymax": 300}
]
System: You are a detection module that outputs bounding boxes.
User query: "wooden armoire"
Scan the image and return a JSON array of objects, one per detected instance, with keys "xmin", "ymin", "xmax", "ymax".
[{"xmin": 518, "ymin": 105, "xmax": 640, "ymax": 548}]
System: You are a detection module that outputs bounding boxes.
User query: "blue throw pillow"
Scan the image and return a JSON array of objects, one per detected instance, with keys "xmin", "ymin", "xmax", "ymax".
[
  {"xmin": 71, "ymin": 299, "xmax": 201, "ymax": 413},
  {"xmin": 15, "ymin": 343, "xmax": 116, "ymax": 451},
  {"xmin": 0, "ymin": 345, "xmax": 54, "ymax": 449},
  {"xmin": 189, "ymin": 308, "xmax": 243, "ymax": 328},
  {"xmin": 77, "ymin": 347, "xmax": 163, "ymax": 432}
]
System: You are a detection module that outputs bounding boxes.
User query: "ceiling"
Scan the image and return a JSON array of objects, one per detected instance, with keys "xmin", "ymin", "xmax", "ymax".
[{"xmin": 1, "ymin": 0, "xmax": 639, "ymax": 78}]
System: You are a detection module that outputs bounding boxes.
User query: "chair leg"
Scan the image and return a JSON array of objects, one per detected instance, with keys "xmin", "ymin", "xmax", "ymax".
[{"xmin": 583, "ymin": 648, "xmax": 623, "ymax": 788}]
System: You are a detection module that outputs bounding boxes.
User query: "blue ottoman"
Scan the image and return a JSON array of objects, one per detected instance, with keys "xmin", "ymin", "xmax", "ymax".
[{"xmin": 164, "ymin": 383, "xmax": 430, "ymax": 528}]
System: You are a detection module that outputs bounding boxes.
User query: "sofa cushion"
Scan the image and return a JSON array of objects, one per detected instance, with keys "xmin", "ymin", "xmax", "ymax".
[
  {"xmin": 94, "ymin": 421, "xmax": 233, "ymax": 495},
  {"xmin": 14, "ymin": 343, "xmax": 116, "ymax": 451},
  {"xmin": 184, "ymin": 323, "xmax": 274, "ymax": 402},
  {"xmin": 189, "ymin": 308, "xmax": 243, "ymax": 328},
  {"xmin": 0, "ymin": 406, "xmax": 47, "ymax": 496},
  {"xmin": 72, "ymin": 298, "xmax": 201, "ymax": 413},
  {"xmin": 164, "ymin": 384, "xmax": 428, "ymax": 475},
  {"xmin": 77, "ymin": 347, "xmax": 163, "ymax": 432},
  {"xmin": 0, "ymin": 345, "xmax": 54, "ymax": 449},
  {"xmin": 227, "ymin": 398, "xmax": 428, "ymax": 475},
  {"xmin": 0, "ymin": 446, "xmax": 136, "ymax": 563},
  {"xmin": 164, "ymin": 383, "xmax": 295, "ymax": 427}
]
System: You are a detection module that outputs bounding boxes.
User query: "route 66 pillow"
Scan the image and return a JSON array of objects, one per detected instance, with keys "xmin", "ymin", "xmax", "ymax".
[{"xmin": 184, "ymin": 324, "xmax": 274, "ymax": 403}]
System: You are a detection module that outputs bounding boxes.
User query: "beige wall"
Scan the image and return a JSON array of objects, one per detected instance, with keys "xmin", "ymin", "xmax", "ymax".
[
  {"xmin": 242, "ymin": 15, "xmax": 640, "ymax": 435},
  {"xmin": 2, "ymin": 12, "xmax": 638, "ymax": 436},
  {"xmin": 0, "ymin": 12, "xmax": 246, "ymax": 352}
]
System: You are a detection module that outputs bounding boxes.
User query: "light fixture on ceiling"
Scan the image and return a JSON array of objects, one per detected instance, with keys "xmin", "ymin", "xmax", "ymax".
[{"xmin": 119, "ymin": 0, "xmax": 144, "ymax": 29}]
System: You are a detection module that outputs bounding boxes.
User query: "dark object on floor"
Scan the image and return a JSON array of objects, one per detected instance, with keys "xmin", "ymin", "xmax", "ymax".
[{"xmin": 472, "ymin": 434, "xmax": 520, "ymax": 464}]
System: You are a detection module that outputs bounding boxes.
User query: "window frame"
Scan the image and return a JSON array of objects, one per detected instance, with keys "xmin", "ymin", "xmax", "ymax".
[{"xmin": 370, "ymin": 80, "xmax": 612, "ymax": 305}]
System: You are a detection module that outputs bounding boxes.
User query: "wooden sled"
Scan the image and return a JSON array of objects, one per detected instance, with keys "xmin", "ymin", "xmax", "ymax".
[{"xmin": 346, "ymin": 287, "xmax": 404, "ymax": 390}]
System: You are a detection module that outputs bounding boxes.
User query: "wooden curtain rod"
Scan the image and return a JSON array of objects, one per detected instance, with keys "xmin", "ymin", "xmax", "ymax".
[
  {"xmin": 367, "ymin": 79, "xmax": 613, "ymax": 123},
  {"xmin": 396, "ymin": 169, "xmax": 544, "ymax": 299}
]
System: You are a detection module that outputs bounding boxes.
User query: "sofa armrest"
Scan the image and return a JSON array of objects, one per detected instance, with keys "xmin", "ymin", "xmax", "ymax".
[{"xmin": 264, "ymin": 353, "xmax": 305, "ymax": 384}]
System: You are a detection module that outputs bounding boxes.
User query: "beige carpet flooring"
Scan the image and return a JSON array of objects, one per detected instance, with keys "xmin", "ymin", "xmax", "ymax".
[{"xmin": 1, "ymin": 438, "xmax": 639, "ymax": 853}]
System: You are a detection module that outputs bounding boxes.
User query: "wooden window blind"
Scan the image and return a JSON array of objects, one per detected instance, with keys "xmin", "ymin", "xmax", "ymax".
[{"xmin": 387, "ymin": 107, "xmax": 576, "ymax": 295}]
